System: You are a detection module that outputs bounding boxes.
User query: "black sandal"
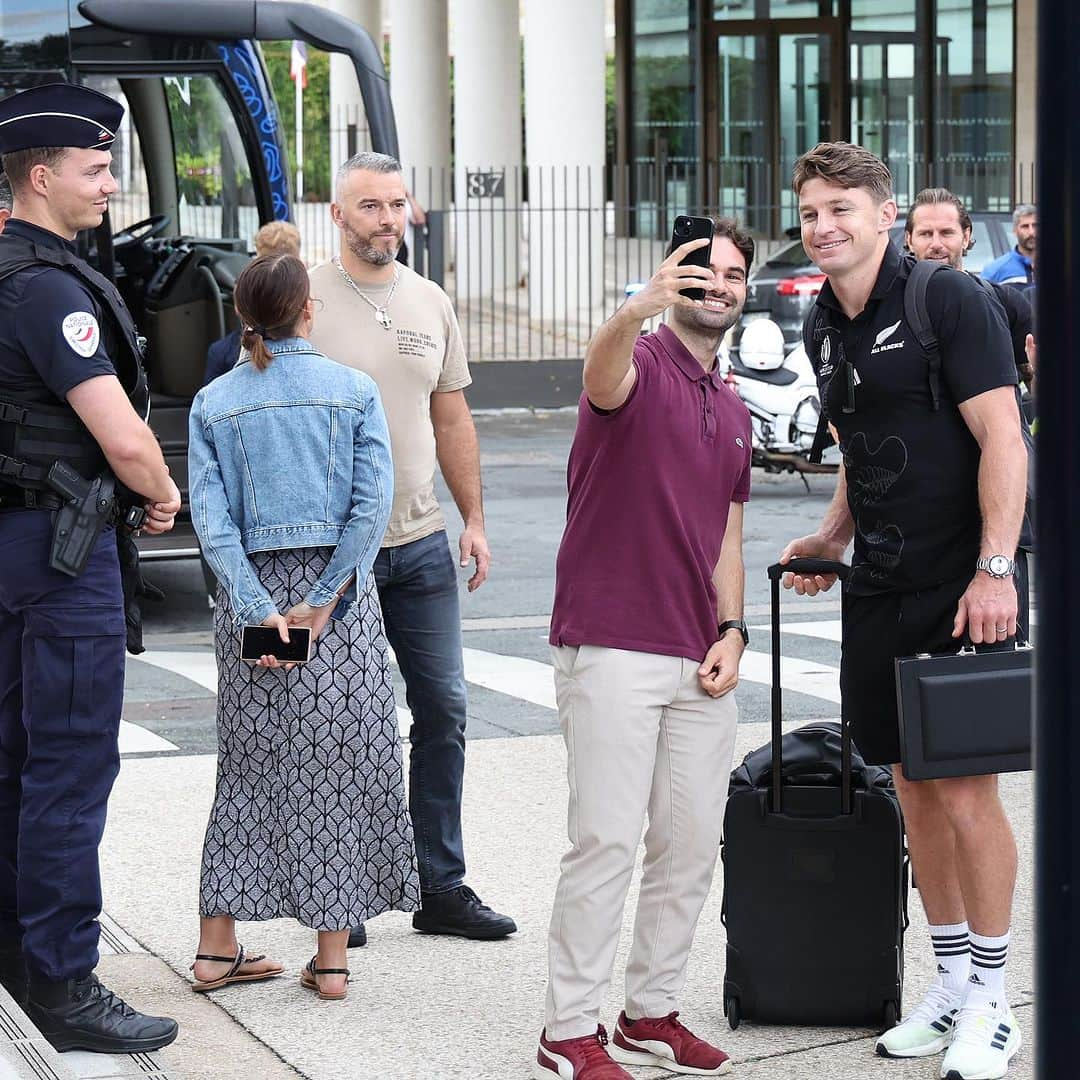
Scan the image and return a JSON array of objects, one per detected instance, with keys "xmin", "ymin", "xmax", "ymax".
[
  {"xmin": 190, "ymin": 943, "xmax": 284, "ymax": 992},
  {"xmin": 300, "ymin": 955, "xmax": 350, "ymax": 1001}
]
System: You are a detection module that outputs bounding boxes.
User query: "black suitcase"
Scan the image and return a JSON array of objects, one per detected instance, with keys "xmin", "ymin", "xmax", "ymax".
[{"xmin": 720, "ymin": 558, "xmax": 908, "ymax": 1031}]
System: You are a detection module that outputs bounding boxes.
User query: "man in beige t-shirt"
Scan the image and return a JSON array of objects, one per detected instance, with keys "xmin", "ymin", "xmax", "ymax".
[{"xmin": 308, "ymin": 152, "xmax": 515, "ymax": 945}]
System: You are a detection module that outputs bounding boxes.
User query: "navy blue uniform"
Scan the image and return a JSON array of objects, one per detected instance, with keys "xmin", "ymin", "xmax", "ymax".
[{"xmin": 0, "ymin": 220, "xmax": 126, "ymax": 982}]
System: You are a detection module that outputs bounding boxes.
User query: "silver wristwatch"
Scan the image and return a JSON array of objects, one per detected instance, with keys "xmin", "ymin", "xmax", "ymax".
[{"xmin": 976, "ymin": 554, "xmax": 1015, "ymax": 579}]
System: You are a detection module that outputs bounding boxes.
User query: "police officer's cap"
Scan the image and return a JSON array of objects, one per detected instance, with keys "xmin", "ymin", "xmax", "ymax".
[{"xmin": 0, "ymin": 83, "xmax": 123, "ymax": 155}]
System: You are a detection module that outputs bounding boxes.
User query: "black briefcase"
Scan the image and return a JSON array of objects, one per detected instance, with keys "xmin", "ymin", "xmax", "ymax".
[{"xmin": 894, "ymin": 642, "xmax": 1033, "ymax": 780}]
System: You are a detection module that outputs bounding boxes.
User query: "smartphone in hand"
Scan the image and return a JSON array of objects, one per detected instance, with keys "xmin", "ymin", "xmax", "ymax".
[
  {"xmin": 670, "ymin": 215, "xmax": 715, "ymax": 302},
  {"xmin": 240, "ymin": 624, "xmax": 312, "ymax": 664}
]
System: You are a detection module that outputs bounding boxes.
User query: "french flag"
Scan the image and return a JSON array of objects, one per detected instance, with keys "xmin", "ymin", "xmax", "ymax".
[{"xmin": 290, "ymin": 40, "xmax": 308, "ymax": 89}]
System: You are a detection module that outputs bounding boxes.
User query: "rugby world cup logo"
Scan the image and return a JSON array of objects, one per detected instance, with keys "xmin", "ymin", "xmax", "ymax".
[{"xmin": 818, "ymin": 333, "xmax": 833, "ymax": 376}]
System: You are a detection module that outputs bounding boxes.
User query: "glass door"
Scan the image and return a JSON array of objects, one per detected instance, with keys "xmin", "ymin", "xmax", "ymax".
[
  {"xmin": 709, "ymin": 33, "xmax": 770, "ymax": 233},
  {"xmin": 704, "ymin": 19, "xmax": 841, "ymax": 235}
]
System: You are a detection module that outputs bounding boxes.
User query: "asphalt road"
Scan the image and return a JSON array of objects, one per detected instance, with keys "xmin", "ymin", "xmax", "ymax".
[{"xmin": 126, "ymin": 409, "xmax": 846, "ymax": 756}]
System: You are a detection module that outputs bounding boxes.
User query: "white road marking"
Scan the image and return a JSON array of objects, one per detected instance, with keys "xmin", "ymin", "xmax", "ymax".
[
  {"xmin": 461, "ymin": 648, "xmax": 558, "ymax": 709},
  {"xmin": 134, "ymin": 640, "xmax": 844, "ymax": 739},
  {"xmin": 750, "ymin": 619, "xmax": 844, "ymax": 643},
  {"xmin": 119, "ymin": 721, "xmax": 177, "ymax": 754},
  {"xmin": 134, "ymin": 649, "xmax": 218, "ymax": 693}
]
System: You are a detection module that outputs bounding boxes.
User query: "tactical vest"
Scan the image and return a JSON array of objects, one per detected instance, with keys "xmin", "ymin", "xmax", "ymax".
[{"xmin": 0, "ymin": 231, "xmax": 149, "ymax": 491}]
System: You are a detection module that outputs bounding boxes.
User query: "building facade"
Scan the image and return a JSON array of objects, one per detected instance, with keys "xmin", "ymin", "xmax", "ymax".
[{"xmin": 617, "ymin": 0, "xmax": 1037, "ymax": 236}]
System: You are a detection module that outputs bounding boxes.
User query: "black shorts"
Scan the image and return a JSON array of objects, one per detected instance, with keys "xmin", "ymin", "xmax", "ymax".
[{"xmin": 839, "ymin": 555, "xmax": 1030, "ymax": 767}]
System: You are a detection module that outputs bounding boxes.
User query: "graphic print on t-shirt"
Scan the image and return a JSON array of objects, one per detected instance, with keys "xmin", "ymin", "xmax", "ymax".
[
  {"xmin": 844, "ymin": 431, "xmax": 909, "ymax": 584},
  {"xmin": 396, "ymin": 328, "xmax": 439, "ymax": 359}
]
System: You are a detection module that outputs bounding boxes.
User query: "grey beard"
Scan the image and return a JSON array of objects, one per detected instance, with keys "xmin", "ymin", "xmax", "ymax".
[{"xmin": 343, "ymin": 224, "xmax": 399, "ymax": 266}]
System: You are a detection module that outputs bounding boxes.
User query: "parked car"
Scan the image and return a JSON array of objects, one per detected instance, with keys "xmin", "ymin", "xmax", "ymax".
[{"xmin": 741, "ymin": 213, "xmax": 1014, "ymax": 349}]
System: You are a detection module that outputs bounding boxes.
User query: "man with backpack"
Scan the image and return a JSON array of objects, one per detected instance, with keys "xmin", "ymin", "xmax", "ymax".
[
  {"xmin": 781, "ymin": 143, "xmax": 1028, "ymax": 1080},
  {"xmin": 903, "ymin": 186, "xmax": 1035, "ymax": 637}
]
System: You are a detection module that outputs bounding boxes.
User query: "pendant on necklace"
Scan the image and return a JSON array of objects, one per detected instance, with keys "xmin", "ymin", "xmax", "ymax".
[{"xmin": 376, "ymin": 307, "xmax": 393, "ymax": 330}]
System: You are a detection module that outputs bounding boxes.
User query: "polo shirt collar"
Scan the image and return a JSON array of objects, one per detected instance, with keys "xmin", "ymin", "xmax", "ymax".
[
  {"xmin": 655, "ymin": 323, "xmax": 725, "ymax": 389},
  {"xmin": 816, "ymin": 241, "xmax": 903, "ymax": 317}
]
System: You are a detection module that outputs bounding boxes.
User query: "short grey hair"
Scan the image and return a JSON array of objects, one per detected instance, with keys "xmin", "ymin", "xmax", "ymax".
[
  {"xmin": 1013, "ymin": 203, "xmax": 1037, "ymax": 225},
  {"xmin": 0, "ymin": 173, "xmax": 12, "ymax": 212},
  {"xmin": 334, "ymin": 151, "xmax": 402, "ymax": 199}
]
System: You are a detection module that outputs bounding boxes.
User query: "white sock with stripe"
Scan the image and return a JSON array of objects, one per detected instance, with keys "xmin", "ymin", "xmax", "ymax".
[
  {"xmin": 930, "ymin": 921, "xmax": 970, "ymax": 994},
  {"xmin": 967, "ymin": 929, "xmax": 1010, "ymax": 1004}
]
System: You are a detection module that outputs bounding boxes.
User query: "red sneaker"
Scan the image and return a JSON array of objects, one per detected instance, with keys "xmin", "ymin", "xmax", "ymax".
[
  {"xmin": 533, "ymin": 1025, "xmax": 634, "ymax": 1080},
  {"xmin": 609, "ymin": 1011, "xmax": 733, "ymax": 1075}
]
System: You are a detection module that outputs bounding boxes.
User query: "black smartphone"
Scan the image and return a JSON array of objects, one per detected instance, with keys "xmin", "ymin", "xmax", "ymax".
[
  {"xmin": 670, "ymin": 215, "xmax": 715, "ymax": 301},
  {"xmin": 240, "ymin": 625, "xmax": 312, "ymax": 664}
]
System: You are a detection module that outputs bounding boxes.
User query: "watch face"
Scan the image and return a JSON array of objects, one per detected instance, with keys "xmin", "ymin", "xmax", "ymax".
[{"xmin": 988, "ymin": 555, "xmax": 1012, "ymax": 576}]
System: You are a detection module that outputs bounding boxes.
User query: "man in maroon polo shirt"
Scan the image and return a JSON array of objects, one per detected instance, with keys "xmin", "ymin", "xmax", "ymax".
[{"xmin": 533, "ymin": 219, "xmax": 753, "ymax": 1080}]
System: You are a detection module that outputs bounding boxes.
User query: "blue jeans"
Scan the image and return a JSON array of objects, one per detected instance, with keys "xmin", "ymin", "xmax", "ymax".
[{"xmin": 374, "ymin": 531, "xmax": 467, "ymax": 894}]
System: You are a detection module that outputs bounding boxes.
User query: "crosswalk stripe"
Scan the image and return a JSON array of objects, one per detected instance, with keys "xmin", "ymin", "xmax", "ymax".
[
  {"xmin": 133, "ymin": 640, "xmax": 844, "ymax": 734},
  {"xmin": 749, "ymin": 619, "xmax": 844, "ymax": 643},
  {"xmin": 119, "ymin": 721, "xmax": 178, "ymax": 754}
]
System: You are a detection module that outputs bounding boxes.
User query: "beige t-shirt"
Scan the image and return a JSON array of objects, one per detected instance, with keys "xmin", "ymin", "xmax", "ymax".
[{"xmin": 308, "ymin": 261, "xmax": 472, "ymax": 547}]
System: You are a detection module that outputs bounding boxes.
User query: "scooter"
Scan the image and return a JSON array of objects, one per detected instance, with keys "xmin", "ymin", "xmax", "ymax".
[{"xmin": 721, "ymin": 318, "xmax": 839, "ymax": 486}]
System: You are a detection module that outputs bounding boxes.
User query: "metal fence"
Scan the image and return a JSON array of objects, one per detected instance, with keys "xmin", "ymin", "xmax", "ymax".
[{"xmin": 288, "ymin": 156, "xmax": 1034, "ymax": 362}]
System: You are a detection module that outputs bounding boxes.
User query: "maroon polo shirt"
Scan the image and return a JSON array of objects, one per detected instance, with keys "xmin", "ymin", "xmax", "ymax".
[{"xmin": 549, "ymin": 323, "xmax": 752, "ymax": 663}]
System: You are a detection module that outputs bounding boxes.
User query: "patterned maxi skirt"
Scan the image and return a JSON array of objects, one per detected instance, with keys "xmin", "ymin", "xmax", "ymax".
[{"xmin": 199, "ymin": 547, "xmax": 420, "ymax": 930}]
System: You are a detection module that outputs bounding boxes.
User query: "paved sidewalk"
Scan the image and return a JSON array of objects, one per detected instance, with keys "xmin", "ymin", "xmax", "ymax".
[{"xmin": 84, "ymin": 720, "xmax": 1035, "ymax": 1080}]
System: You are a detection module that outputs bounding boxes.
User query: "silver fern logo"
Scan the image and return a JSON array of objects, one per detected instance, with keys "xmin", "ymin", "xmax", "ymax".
[{"xmin": 871, "ymin": 319, "xmax": 905, "ymax": 354}]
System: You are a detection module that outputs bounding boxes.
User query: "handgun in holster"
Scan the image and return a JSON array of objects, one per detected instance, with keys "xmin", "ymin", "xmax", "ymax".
[{"xmin": 46, "ymin": 461, "xmax": 117, "ymax": 577}]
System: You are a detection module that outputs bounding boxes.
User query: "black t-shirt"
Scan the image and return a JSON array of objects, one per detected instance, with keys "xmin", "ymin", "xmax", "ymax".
[
  {"xmin": 983, "ymin": 278, "xmax": 1033, "ymax": 376},
  {"xmin": 809, "ymin": 244, "xmax": 1017, "ymax": 595},
  {"xmin": 0, "ymin": 219, "xmax": 119, "ymax": 406}
]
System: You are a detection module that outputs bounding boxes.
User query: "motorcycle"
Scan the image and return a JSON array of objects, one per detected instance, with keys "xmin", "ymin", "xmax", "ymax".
[{"xmin": 721, "ymin": 317, "xmax": 839, "ymax": 485}]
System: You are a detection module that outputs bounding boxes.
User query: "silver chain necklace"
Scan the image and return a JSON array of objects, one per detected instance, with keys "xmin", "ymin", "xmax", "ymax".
[{"xmin": 332, "ymin": 257, "xmax": 399, "ymax": 330}]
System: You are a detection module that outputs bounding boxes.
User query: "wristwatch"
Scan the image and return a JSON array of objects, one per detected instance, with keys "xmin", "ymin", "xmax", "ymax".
[
  {"xmin": 976, "ymin": 554, "xmax": 1016, "ymax": 579},
  {"xmin": 718, "ymin": 619, "xmax": 750, "ymax": 647}
]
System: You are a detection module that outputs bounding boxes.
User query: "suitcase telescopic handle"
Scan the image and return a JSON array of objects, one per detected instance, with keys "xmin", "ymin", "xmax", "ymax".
[{"xmin": 767, "ymin": 559, "xmax": 851, "ymax": 814}]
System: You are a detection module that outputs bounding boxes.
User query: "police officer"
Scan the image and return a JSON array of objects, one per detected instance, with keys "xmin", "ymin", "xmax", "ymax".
[{"xmin": 0, "ymin": 83, "xmax": 180, "ymax": 1052}]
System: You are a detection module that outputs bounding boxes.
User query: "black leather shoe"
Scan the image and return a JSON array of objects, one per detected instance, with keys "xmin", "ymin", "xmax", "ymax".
[
  {"xmin": 26, "ymin": 973, "xmax": 178, "ymax": 1054},
  {"xmin": 347, "ymin": 924, "xmax": 367, "ymax": 949},
  {"xmin": 412, "ymin": 885, "xmax": 517, "ymax": 940}
]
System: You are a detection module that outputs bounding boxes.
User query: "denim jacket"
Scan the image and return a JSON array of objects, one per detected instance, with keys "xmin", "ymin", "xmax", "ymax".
[{"xmin": 188, "ymin": 337, "xmax": 393, "ymax": 625}]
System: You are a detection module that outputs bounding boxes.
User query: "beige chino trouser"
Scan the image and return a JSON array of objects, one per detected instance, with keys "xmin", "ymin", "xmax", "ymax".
[{"xmin": 544, "ymin": 644, "xmax": 739, "ymax": 1041}]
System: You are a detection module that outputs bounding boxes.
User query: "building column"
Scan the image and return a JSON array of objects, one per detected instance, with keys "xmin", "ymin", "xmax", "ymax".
[
  {"xmin": 524, "ymin": 0, "xmax": 606, "ymax": 323},
  {"xmin": 325, "ymin": 0, "xmax": 383, "ymax": 178},
  {"xmin": 389, "ymin": 0, "xmax": 451, "ymax": 212},
  {"xmin": 452, "ymin": 0, "xmax": 522, "ymax": 298},
  {"xmin": 1015, "ymin": 0, "xmax": 1037, "ymax": 203}
]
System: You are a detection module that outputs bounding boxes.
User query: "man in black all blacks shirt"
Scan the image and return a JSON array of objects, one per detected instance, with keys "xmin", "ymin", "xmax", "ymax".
[{"xmin": 780, "ymin": 143, "xmax": 1027, "ymax": 1079}]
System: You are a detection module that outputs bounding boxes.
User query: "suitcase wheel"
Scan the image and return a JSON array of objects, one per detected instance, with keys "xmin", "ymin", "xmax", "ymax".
[
  {"xmin": 725, "ymin": 995, "xmax": 741, "ymax": 1031},
  {"xmin": 881, "ymin": 1000, "xmax": 899, "ymax": 1031}
]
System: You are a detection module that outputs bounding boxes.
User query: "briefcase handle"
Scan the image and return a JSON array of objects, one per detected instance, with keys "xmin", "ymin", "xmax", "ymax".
[{"xmin": 767, "ymin": 559, "xmax": 851, "ymax": 814}]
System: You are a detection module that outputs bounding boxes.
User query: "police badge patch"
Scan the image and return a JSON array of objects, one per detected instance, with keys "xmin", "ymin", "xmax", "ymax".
[{"xmin": 61, "ymin": 312, "xmax": 101, "ymax": 357}]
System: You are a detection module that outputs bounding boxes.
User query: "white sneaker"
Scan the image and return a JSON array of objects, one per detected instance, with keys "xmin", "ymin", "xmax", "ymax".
[
  {"xmin": 939, "ymin": 992, "xmax": 1021, "ymax": 1080},
  {"xmin": 875, "ymin": 981, "xmax": 961, "ymax": 1058}
]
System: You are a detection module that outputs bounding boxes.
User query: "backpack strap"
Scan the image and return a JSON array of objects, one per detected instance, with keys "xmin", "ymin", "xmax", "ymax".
[
  {"xmin": 903, "ymin": 258, "xmax": 947, "ymax": 411},
  {"xmin": 803, "ymin": 305, "xmax": 834, "ymax": 464}
]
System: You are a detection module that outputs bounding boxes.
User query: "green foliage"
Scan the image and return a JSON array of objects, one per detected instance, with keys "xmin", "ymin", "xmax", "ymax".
[{"xmin": 263, "ymin": 41, "xmax": 333, "ymax": 200}]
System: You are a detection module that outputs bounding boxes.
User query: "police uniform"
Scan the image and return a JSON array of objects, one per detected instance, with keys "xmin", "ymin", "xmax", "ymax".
[
  {"xmin": 0, "ymin": 83, "xmax": 175, "ymax": 1052},
  {"xmin": 807, "ymin": 243, "xmax": 1018, "ymax": 765}
]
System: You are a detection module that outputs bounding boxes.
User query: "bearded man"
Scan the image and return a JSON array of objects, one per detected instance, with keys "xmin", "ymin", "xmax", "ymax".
[{"xmin": 308, "ymin": 152, "xmax": 516, "ymax": 947}]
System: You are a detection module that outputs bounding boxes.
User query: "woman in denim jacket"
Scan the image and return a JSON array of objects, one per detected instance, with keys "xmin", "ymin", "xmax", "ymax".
[{"xmin": 187, "ymin": 255, "xmax": 418, "ymax": 1001}]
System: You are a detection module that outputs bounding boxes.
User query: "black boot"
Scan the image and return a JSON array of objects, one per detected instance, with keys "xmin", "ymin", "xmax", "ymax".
[
  {"xmin": 412, "ymin": 885, "xmax": 517, "ymax": 940},
  {"xmin": 0, "ymin": 938, "xmax": 26, "ymax": 1005},
  {"xmin": 26, "ymin": 972, "xmax": 178, "ymax": 1054},
  {"xmin": 347, "ymin": 924, "xmax": 367, "ymax": 948}
]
